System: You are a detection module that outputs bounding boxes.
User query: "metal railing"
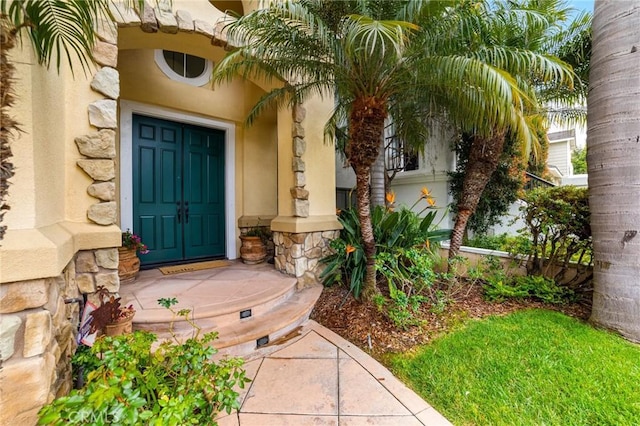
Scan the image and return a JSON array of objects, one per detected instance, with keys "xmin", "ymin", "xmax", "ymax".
[{"xmin": 524, "ymin": 172, "xmax": 556, "ymax": 191}]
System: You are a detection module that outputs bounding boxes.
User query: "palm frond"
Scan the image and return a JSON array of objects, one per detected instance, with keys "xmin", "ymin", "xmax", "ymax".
[{"xmin": 1, "ymin": 0, "xmax": 113, "ymax": 74}]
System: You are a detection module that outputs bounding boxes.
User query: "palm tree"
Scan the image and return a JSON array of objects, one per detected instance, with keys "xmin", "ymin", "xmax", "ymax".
[
  {"xmin": 213, "ymin": 0, "xmax": 572, "ymax": 299},
  {"xmin": 588, "ymin": 0, "xmax": 640, "ymax": 342},
  {"xmin": 444, "ymin": 0, "xmax": 580, "ymax": 260},
  {"xmin": 0, "ymin": 0, "xmax": 116, "ymax": 240},
  {"xmin": 213, "ymin": 0, "xmax": 427, "ymax": 299}
]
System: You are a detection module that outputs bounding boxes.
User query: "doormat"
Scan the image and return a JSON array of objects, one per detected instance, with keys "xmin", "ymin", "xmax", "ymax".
[{"xmin": 159, "ymin": 260, "xmax": 231, "ymax": 275}]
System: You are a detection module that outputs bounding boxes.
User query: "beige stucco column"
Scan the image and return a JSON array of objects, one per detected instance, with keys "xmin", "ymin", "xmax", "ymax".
[{"xmin": 271, "ymin": 95, "xmax": 342, "ymax": 288}]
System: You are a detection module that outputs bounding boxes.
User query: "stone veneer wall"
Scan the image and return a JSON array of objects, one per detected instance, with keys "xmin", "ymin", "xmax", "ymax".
[
  {"xmin": 290, "ymin": 105, "xmax": 309, "ymax": 218},
  {"xmin": 273, "ymin": 230, "xmax": 340, "ymax": 289},
  {"xmin": 0, "ymin": 248, "xmax": 119, "ymax": 424}
]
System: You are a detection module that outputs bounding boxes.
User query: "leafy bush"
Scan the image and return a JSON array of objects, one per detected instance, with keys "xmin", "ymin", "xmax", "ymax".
[
  {"xmin": 39, "ymin": 300, "xmax": 248, "ymax": 426},
  {"xmin": 477, "ymin": 256, "xmax": 574, "ymax": 304},
  {"xmin": 375, "ymin": 247, "xmax": 436, "ymax": 329},
  {"xmin": 464, "ymin": 233, "xmax": 509, "ymax": 251},
  {"xmin": 464, "ymin": 233, "xmax": 534, "ymax": 255},
  {"xmin": 321, "ymin": 198, "xmax": 449, "ymax": 299},
  {"xmin": 571, "ymin": 147, "xmax": 587, "ymax": 174},
  {"xmin": 519, "ymin": 186, "xmax": 592, "ymax": 288}
]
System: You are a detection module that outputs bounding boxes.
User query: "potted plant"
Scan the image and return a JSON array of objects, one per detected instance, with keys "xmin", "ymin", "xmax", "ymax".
[
  {"xmin": 119, "ymin": 229, "xmax": 149, "ymax": 284},
  {"xmin": 239, "ymin": 227, "xmax": 271, "ymax": 264},
  {"xmin": 89, "ymin": 286, "xmax": 136, "ymax": 336}
]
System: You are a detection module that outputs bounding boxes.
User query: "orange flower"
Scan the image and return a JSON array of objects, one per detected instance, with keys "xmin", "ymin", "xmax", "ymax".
[
  {"xmin": 420, "ymin": 187, "xmax": 431, "ymax": 199},
  {"xmin": 345, "ymin": 244, "xmax": 356, "ymax": 254},
  {"xmin": 386, "ymin": 191, "xmax": 396, "ymax": 204},
  {"xmin": 427, "ymin": 197, "xmax": 436, "ymax": 207}
]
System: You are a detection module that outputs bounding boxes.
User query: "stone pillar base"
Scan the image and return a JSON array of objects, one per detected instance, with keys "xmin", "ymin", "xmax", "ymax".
[{"xmin": 273, "ymin": 230, "xmax": 340, "ymax": 289}]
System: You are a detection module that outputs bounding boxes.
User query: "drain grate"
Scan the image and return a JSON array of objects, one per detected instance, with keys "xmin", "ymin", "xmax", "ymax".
[
  {"xmin": 256, "ymin": 336, "xmax": 269, "ymax": 348},
  {"xmin": 240, "ymin": 309, "xmax": 252, "ymax": 319}
]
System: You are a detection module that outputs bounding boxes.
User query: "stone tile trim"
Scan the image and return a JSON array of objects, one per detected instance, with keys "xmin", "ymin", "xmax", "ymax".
[
  {"xmin": 273, "ymin": 230, "xmax": 340, "ymax": 289},
  {"xmin": 291, "ymin": 105, "xmax": 309, "ymax": 217},
  {"xmin": 77, "ymin": 24, "xmax": 120, "ymax": 226},
  {"xmin": 109, "ymin": 2, "xmax": 232, "ymax": 46},
  {"xmin": 0, "ymin": 248, "xmax": 120, "ymax": 424}
]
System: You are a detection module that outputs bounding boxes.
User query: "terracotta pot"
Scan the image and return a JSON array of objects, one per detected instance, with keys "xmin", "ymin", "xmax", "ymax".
[
  {"xmin": 104, "ymin": 316, "xmax": 133, "ymax": 336},
  {"xmin": 239, "ymin": 235, "xmax": 267, "ymax": 264},
  {"xmin": 118, "ymin": 247, "xmax": 140, "ymax": 284}
]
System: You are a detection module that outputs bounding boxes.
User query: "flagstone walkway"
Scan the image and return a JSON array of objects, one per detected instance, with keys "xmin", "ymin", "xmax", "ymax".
[{"xmin": 216, "ymin": 321, "xmax": 451, "ymax": 425}]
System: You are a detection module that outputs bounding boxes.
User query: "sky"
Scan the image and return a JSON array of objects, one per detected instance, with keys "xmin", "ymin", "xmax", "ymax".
[{"xmin": 568, "ymin": 0, "xmax": 594, "ymax": 14}]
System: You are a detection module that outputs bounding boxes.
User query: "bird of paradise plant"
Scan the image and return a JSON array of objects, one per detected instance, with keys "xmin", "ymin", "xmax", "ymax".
[{"xmin": 321, "ymin": 189, "xmax": 451, "ymax": 299}]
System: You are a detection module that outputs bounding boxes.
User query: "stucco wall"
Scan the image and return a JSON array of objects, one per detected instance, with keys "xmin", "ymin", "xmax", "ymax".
[
  {"xmin": 2, "ymin": 40, "xmax": 121, "ymax": 285},
  {"xmin": 5, "ymin": 45, "xmax": 99, "ymax": 231}
]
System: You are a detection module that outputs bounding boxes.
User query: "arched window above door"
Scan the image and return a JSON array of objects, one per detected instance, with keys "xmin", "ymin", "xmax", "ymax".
[{"xmin": 154, "ymin": 50, "xmax": 213, "ymax": 86}]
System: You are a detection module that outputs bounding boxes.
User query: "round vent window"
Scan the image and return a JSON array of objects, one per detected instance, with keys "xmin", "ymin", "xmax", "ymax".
[{"xmin": 154, "ymin": 50, "xmax": 213, "ymax": 86}]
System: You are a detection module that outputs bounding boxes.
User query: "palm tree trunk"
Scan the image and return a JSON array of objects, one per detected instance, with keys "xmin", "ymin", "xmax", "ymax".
[
  {"xmin": 347, "ymin": 96, "xmax": 387, "ymax": 300},
  {"xmin": 588, "ymin": 0, "xmax": 640, "ymax": 342},
  {"xmin": 354, "ymin": 164, "xmax": 377, "ymax": 299},
  {"xmin": 0, "ymin": 19, "xmax": 18, "ymax": 241},
  {"xmin": 448, "ymin": 131, "xmax": 506, "ymax": 265},
  {"xmin": 370, "ymin": 134, "xmax": 386, "ymax": 208}
]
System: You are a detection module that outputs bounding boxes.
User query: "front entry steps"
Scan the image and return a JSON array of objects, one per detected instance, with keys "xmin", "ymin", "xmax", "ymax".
[{"xmin": 120, "ymin": 263, "xmax": 323, "ymax": 359}]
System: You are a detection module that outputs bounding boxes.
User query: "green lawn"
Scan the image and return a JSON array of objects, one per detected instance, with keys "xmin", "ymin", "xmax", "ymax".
[{"xmin": 387, "ymin": 309, "xmax": 640, "ymax": 425}]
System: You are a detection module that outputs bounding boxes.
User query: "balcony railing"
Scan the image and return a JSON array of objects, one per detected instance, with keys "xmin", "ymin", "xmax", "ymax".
[{"xmin": 524, "ymin": 172, "xmax": 556, "ymax": 191}]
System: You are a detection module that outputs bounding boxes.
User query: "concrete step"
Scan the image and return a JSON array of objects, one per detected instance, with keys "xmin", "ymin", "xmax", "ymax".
[
  {"xmin": 214, "ymin": 285, "xmax": 323, "ymax": 358},
  {"xmin": 121, "ymin": 263, "xmax": 322, "ymax": 359},
  {"xmin": 149, "ymin": 285, "xmax": 322, "ymax": 359},
  {"xmin": 133, "ymin": 277, "xmax": 298, "ymax": 334}
]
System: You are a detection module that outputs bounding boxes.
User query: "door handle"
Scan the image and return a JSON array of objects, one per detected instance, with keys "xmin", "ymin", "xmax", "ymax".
[
  {"xmin": 184, "ymin": 201, "xmax": 189, "ymax": 224},
  {"xmin": 176, "ymin": 201, "xmax": 182, "ymax": 223}
]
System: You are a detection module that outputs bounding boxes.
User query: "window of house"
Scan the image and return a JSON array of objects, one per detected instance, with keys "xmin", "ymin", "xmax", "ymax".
[
  {"xmin": 154, "ymin": 50, "xmax": 213, "ymax": 86},
  {"xmin": 385, "ymin": 134, "xmax": 419, "ymax": 173}
]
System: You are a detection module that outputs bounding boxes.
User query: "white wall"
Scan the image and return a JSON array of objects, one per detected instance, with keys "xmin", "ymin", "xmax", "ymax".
[
  {"xmin": 548, "ymin": 139, "xmax": 572, "ymax": 176},
  {"xmin": 334, "ymin": 125, "xmax": 456, "ymax": 228}
]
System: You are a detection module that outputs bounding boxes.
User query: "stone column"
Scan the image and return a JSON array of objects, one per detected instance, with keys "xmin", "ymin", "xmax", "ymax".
[{"xmin": 271, "ymin": 96, "xmax": 342, "ymax": 288}]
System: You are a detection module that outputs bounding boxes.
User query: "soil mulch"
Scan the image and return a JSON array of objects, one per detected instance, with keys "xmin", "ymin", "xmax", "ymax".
[{"xmin": 310, "ymin": 281, "xmax": 591, "ymax": 358}]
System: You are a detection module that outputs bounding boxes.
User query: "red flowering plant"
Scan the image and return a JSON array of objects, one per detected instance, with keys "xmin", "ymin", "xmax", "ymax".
[
  {"xmin": 122, "ymin": 229, "xmax": 149, "ymax": 254},
  {"xmin": 89, "ymin": 286, "xmax": 136, "ymax": 332}
]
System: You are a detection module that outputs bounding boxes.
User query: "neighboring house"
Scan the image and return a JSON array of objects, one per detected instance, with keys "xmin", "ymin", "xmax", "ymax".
[
  {"xmin": 335, "ymin": 123, "xmax": 588, "ymax": 235},
  {"xmin": 336, "ymin": 122, "xmax": 457, "ymax": 229},
  {"xmin": 547, "ymin": 123, "xmax": 589, "ymax": 187},
  {"xmin": 0, "ymin": 1, "xmax": 339, "ymax": 422},
  {"xmin": 547, "ymin": 129, "xmax": 576, "ymax": 181}
]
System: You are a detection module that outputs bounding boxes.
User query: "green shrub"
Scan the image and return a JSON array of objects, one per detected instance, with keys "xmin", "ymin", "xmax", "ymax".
[
  {"xmin": 375, "ymin": 247, "xmax": 435, "ymax": 329},
  {"xmin": 519, "ymin": 185, "xmax": 592, "ymax": 288},
  {"xmin": 464, "ymin": 233, "xmax": 532, "ymax": 255},
  {"xmin": 482, "ymin": 270, "xmax": 574, "ymax": 304},
  {"xmin": 464, "ymin": 233, "xmax": 509, "ymax": 251},
  {"xmin": 321, "ymin": 195, "xmax": 450, "ymax": 329},
  {"xmin": 514, "ymin": 275, "xmax": 575, "ymax": 304},
  {"xmin": 39, "ymin": 300, "xmax": 248, "ymax": 426}
]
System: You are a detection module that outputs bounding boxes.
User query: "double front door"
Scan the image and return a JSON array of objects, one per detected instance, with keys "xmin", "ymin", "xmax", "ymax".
[{"xmin": 133, "ymin": 114, "xmax": 225, "ymax": 265}]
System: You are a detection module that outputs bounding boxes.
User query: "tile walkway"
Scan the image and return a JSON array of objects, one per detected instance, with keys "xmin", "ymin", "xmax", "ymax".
[{"xmin": 216, "ymin": 321, "xmax": 452, "ymax": 425}]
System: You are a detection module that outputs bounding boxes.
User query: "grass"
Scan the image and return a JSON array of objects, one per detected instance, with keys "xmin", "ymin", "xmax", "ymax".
[{"xmin": 387, "ymin": 309, "xmax": 640, "ymax": 426}]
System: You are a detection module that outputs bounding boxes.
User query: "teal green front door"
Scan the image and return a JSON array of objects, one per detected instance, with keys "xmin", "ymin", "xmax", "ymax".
[{"xmin": 133, "ymin": 114, "xmax": 225, "ymax": 265}]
